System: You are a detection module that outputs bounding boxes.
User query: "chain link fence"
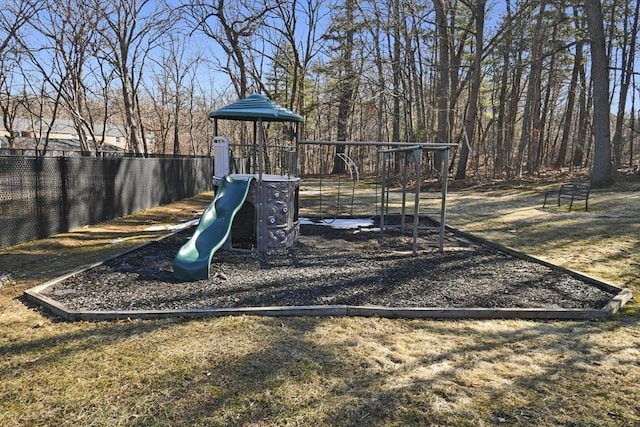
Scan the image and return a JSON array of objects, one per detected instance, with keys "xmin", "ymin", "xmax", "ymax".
[{"xmin": 0, "ymin": 156, "xmax": 213, "ymax": 248}]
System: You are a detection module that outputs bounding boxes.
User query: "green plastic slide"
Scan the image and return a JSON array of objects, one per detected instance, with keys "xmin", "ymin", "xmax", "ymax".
[{"xmin": 173, "ymin": 175, "xmax": 254, "ymax": 281}]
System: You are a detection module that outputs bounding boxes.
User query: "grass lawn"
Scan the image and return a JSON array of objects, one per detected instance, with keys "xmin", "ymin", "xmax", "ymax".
[{"xmin": 1, "ymin": 178, "xmax": 639, "ymax": 426}]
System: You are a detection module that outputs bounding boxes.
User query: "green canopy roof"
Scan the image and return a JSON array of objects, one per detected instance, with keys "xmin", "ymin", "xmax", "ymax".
[{"xmin": 209, "ymin": 93, "xmax": 304, "ymax": 122}]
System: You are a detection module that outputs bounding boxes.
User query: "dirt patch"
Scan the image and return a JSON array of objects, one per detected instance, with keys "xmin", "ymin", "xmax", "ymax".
[{"xmin": 43, "ymin": 217, "xmax": 616, "ymax": 312}]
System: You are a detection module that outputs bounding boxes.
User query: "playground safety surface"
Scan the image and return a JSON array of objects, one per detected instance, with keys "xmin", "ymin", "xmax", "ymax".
[{"xmin": 29, "ymin": 217, "xmax": 631, "ymax": 321}]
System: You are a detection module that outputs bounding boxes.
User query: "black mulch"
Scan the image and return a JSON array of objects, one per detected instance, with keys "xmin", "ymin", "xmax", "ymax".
[{"xmin": 43, "ymin": 217, "xmax": 617, "ymax": 312}]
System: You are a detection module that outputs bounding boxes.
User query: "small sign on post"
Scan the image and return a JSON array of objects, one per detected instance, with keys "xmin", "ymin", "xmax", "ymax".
[{"xmin": 213, "ymin": 136, "xmax": 230, "ymax": 177}]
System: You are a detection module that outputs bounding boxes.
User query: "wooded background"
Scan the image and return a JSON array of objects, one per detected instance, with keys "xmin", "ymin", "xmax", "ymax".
[{"xmin": 1, "ymin": 0, "xmax": 638, "ymax": 186}]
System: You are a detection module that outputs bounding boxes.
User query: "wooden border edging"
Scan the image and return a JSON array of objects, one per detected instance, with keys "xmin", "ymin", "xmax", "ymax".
[
  {"xmin": 23, "ymin": 222, "xmax": 634, "ymax": 322},
  {"xmin": 22, "ymin": 293, "xmax": 633, "ymax": 321},
  {"xmin": 441, "ymin": 223, "xmax": 624, "ymax": 294},
  {"xmin": 24, "ymin": 285, "xmax": 633, "ymax": 322}
]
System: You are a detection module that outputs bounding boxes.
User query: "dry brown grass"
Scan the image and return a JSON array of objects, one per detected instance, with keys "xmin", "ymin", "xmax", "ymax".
[{"xmin": 1, "ymin": 179, "xmax": 639, "ymax": 426}]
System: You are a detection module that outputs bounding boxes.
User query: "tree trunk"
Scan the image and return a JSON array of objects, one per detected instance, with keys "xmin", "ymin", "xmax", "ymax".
[
  {"xmin": 516, "ymin": 3, "xmax": 546, "ymax": 177},
  {"xmin": 611, "ymin": 0, "xmax": 639, "ymax": 168},
  {"xmin": 630, "ymin": 82, "xmax": 636, "ymax": 168},
  {"xmin": 332, "ymin": 0, "xmax": 357, "ymax": 174},
  {"xmin": 572, "ymin": 68, "xmax": 590, "ymax": 167},
  {"xmin": 556, "ymin": 17, "xmax": 584, "ymax": 168},
  {"xmin": 455, "ymin": 0, "xmax": 485, "ymax": 180},
  {"xmin": 391, "ymin": 0, "xmax": 401, "ymax": 144},
  {"xmin": 585, "ymin": 0, "xmax": 615, "ymax": 187},
  {"xmin": 494, "ymin": 0, "xmax": 513, "ymax": 178},
  {"xmin": 505, "ymin": 49, "xmax": 523, "ymax": 178},
  {"xmin": 409, "ymin": 15, "xmax": 426, "ymax": 142},
  {"xmin": 433, "ymin": 0, "xmax": 451, "ymax": 168}
]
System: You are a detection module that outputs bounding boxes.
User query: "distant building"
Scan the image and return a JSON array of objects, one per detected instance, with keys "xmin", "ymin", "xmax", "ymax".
[{"xmin": 0, "ymin": 118, "xmax": 154, "ymax": 153}]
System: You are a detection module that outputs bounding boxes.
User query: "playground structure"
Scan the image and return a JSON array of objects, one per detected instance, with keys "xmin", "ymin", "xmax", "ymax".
[
  {"xmin": 173, "ymin": 93, "xmax": 455, "ymax": 280},
  {"xmin": 173, "ymin": 94, "xmax": 303, "ymax": 280}
]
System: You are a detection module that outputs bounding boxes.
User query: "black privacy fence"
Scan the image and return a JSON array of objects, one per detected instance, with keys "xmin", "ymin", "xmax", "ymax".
[{"xmin": 0, "ymin": 156, "xmax": 213, "ymax": 248}]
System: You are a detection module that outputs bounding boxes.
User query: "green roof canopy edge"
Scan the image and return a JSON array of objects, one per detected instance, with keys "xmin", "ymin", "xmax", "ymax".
[{"xmin": 208, "ymin": 93, "xmax": 304, "ymax": 122}]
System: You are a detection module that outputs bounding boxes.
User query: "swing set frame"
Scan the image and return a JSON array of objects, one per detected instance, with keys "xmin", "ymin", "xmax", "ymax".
[{"xmin": 298, "ymin": 140, "xmax": 455, "ymax": 254}]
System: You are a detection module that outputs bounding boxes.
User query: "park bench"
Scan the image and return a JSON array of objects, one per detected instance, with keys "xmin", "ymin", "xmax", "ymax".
[{"xmin": 543, "ymin": 182, "xmax": 591, "ymax": 211}]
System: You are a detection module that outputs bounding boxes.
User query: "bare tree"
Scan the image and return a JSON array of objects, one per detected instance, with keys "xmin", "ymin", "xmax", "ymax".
[
  {"xmin": 572, "ymin": 64, "xmax": 591, "ymax": 168},
  {"xmin": 0, "ymin": 0, "xmax": 39, "ymax": 54},
  {"xmin": 516, "ymin": 2, "xmax": 547, "ymax": 177},
  {"xmin": 148, "ymin": 33, "xmax": 203, "ymax": 155},
  {"xmin": 263, "ymin": 0, "xmax": 327, "ymax": 114},
  {"xmin": 555, "ymin": 8, "xmax": 585, "ymax": 169},
  {"xmin": 611, "ymin": 0, "xmax": 640, "ymax": 168},
  {"xmin": 186, "ymin": 0, "xmax": 277, "ymax": 99},
  {"xmin": 492, "ymin": 0, "xmax": 516, "ymax": 178},
  {"xmin": 17, "ymin": 65, "xmax": 64, "ymax": 156},
  {"xmin": 326, "ymin": 0, "xmax": 360, "ymax": 174},
  {"xmin": 0, "ymin": 0, "xmax": 40, "ymax": 147},
  {"xmin": 97, "ymin": 0, "xmax": 170, "ymax": 155},
  {"xmin": 0, "ymin": 56, "xmax": 23, "ymax": 149},
  {"xmin": 145, "ymin": 62, "xmax": 172, "ymax": 155},
  {"xmin": 26, "ymin": 0, "xmax": 107, "ymax": 155},
  {"xmin": 455, "ymin": 0, "xmax": 485, "ymax": 180},
  {"xmin": 585, "ymin": 0, "xmax": 615, "ymax": 187},
  {"xmin": 185, "ymin": 76, "xmax": 213, "ymax": 156},
  {"xmin": 433, "ymin": 0, "xmax": 451, "ymax": 166}
]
